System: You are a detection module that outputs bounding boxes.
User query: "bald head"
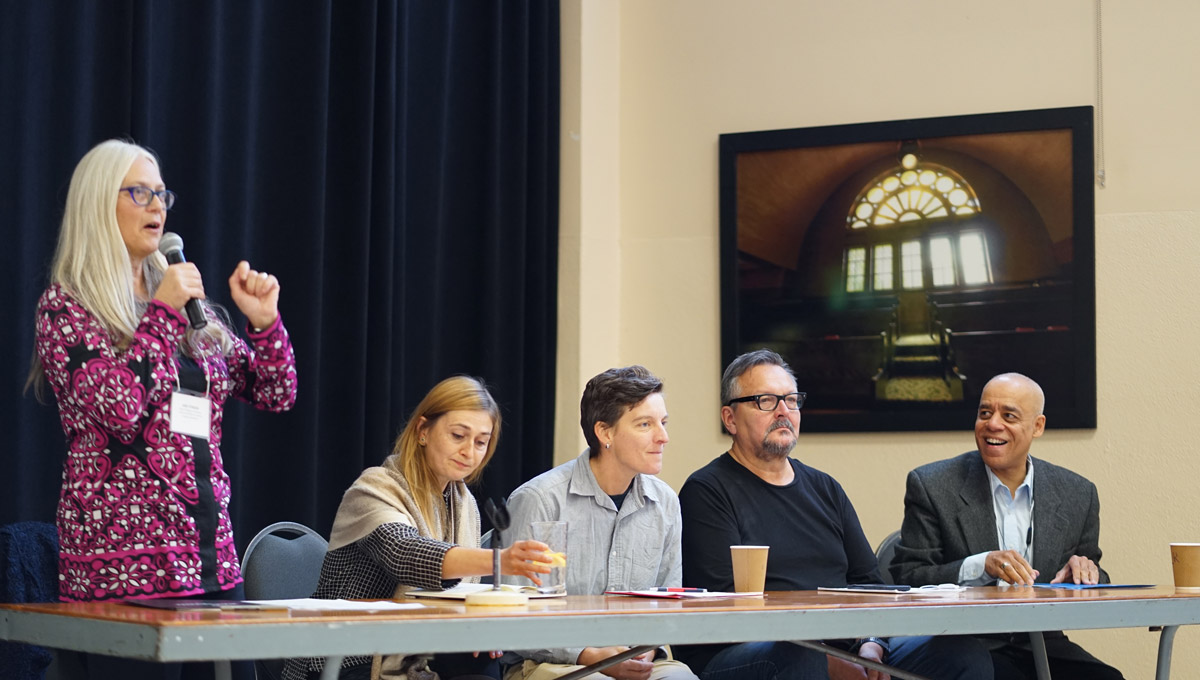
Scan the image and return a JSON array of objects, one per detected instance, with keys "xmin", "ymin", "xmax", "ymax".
[
  {"xmin": 975, "ymin": 373, "xmax": 1047, "ymax": 486},
  {"xmin": 982, "ymin": 373, "xmax": 1044, "ymax": 416}
]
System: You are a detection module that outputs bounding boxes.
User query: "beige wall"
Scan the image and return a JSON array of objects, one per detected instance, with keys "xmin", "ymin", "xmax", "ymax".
[{"xmin": 557, "ymin": 1, "xmax": 1200, "ymax": 675}]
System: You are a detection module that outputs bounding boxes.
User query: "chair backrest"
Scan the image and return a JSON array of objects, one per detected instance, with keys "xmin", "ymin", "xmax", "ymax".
[
  {"xmin": 241, "ymin": 521, "xmax": 328, "ymax": 600},
  {"xmin": 0, "ymin": 522, "xmax": 59, "ymax": 680},
  {"xmin": 874, "ymin": 530, "xmax": 902, "ymax": 585}
]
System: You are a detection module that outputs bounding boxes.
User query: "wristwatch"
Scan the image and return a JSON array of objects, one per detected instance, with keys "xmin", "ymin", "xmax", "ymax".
[{"xmin": 853, "ymin": 636, "xmax": 890, "ymax": 661}]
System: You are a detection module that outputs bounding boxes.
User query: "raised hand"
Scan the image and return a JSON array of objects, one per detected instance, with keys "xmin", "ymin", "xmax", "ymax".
[{"xmin": 227, "ymin": 260, "xmax": 279, "ymax": 330}]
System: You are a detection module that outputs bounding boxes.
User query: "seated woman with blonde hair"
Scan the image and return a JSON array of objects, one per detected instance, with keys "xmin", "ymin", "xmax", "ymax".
[{"xmin": 282, "ymin": 376, "xmax": 551, "ymax": 680}]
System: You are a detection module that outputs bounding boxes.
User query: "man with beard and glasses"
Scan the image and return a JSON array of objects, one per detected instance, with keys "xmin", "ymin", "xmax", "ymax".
[{"xmin": 675, "ymin": 349, "xmax": 992, "ymax": 680}]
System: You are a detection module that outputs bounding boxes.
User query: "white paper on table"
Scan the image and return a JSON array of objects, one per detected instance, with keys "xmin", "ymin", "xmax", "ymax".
[
  {"xmin": 407, "ymin": 583, "xmax": 566, "ymax": 599},
  {"xmin": 605, "ymin": 589, "xmax": 761, "ymax": 599},
  {"xmin": 246, "ymin": 598, "xmax": 426, "ymax": 611},
  {"xmin": 817, "ymin": 584, "xmax": 968, "ymax": 597}
]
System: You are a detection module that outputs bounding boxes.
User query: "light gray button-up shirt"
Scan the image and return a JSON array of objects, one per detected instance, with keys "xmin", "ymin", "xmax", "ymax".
[{"xmin": 502, "ymin": 450, "xmax": 683, "ymax": 665}]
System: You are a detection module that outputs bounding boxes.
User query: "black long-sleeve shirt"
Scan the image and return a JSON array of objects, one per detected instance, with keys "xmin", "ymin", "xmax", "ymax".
[{"xmin": 676, "ymin": 453, "xmax": 882, "ymax": 671}]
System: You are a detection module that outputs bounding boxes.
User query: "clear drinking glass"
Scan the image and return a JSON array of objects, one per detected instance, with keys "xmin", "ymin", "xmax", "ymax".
[{"xmin": 530, "ymin": 520, "xmax": 568, "ymax": 594}]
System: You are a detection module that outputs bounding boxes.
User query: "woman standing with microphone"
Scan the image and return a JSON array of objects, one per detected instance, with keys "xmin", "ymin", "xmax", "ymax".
[{"xmin": 29, "ymin": 139, "xmax": 297, "ymax": 680}]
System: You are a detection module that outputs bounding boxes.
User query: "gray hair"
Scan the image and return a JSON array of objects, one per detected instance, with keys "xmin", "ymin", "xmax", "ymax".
[{"xmin": 720, "ymin": 349, "xmax": 796, "ymax": 433}]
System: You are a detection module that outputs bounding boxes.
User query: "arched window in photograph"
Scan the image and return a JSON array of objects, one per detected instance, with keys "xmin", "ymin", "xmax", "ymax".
[
  {"xmin": 847, "ymin": 154, "xmax": 980, "ymax": 230},
  {"xmin": 842, "ymin": 153, "xmax": 991, "ymax": 293}
]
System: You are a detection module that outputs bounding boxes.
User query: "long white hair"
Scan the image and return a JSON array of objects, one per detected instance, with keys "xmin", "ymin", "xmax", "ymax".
[{"xmin": 29, "ymin": 140, "xmax": 233, "ymax": 397}]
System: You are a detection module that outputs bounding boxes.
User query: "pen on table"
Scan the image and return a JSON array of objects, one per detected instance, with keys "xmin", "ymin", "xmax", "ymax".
[{"xmin": 654, "ymin": 587, "xmax": 707, "ymax": 593}]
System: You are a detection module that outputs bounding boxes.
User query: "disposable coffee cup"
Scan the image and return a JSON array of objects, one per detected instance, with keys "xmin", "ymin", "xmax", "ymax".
[
  {"xmin": 731, "ymin": 545, "xmax": 769, "ymax": 593},
  {"xmin": 1170, "ymin": 543, "xmax": 1200, "ymax": 590}
]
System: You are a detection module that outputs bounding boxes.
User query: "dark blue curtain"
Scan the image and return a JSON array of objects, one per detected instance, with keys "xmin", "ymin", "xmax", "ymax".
[{"xmin": 0, "ymin": 1, "xmax": 559, "ymax": 548}]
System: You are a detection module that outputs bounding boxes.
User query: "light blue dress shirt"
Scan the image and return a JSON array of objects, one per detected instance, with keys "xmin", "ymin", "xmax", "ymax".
[
  {"xmin": 502, "ymin": 450, "xmax": 683, "ymax": 665},
  {"xmin": 958, "ymin": 456, "xmax": 1035, "ymax": 584}
]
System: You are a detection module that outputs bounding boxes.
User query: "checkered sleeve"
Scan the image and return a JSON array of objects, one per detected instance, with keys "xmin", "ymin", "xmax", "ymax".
[{"xmin": 356, "ymin": 522, "xmax": 458, "ymax": 591}]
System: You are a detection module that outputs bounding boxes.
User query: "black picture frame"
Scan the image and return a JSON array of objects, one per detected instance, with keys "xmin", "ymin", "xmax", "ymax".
[{"xmin": 719, "ymin": 106, "xmax": 1096, "ymax": 432}]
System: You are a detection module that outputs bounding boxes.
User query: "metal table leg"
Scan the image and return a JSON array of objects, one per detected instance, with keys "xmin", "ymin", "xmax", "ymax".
[
  {"xmin": 1029, "ymin": 631, "xmax": 1052, "ymax": 680},
  {"xmin": 1156, "ymin": 625, "xmax": 1179, "ymax": 680},
  {"xmin": 319, "ymin": 655, "xmax": 345, "ymax": 680}
]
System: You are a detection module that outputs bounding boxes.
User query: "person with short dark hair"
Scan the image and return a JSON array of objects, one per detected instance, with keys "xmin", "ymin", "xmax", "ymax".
[
  {"xmin": 891, "ymin": 373, "xmax": 1124, "ymax": 680},
  {"xmin": 503, "ymin": 366, "xmax": 698, "ymax": 680},
  {"xmin": 677, "ymin": 349, "xmax": 993, "ymax": 680}
]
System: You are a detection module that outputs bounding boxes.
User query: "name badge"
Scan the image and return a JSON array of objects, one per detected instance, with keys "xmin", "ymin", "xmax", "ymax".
[{"xmin": 170, "ymin": 391, "xmax": 212, "ymax": 439}]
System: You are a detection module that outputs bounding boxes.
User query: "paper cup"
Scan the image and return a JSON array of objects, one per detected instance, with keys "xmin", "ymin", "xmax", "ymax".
[
  {"xmin": 1171, "ymin": 543, "xmax": 1200, "ymax": 590},
  {"xmin": 731, "ymin": 545, "xmax": 769, "ymax": 593}
]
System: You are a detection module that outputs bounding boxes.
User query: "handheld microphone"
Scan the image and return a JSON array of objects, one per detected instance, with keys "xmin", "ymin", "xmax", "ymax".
[{"xmin": 157, "ymin": 232, "xmax": 208, "ymax": 330}]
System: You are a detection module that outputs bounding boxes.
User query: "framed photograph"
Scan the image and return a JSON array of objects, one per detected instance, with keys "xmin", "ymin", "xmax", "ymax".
[{"xmin": 719, "ymin": 106, "xmax": 1096, "ymax": 432}]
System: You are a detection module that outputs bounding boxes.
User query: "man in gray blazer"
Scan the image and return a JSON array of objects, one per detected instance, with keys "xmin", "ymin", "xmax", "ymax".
[{"xmin": 890, "ymin": 373, "xmax": 1123, "ymax": 680}]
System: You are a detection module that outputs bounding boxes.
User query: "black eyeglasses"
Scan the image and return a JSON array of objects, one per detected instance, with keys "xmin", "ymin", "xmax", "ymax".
[
  {"xmin": 119, "ymin": 185, "xmax": 176, "ymax": 210},
  {"xmin": 725, "ymin": 392, "xmax": 806, "ymax": 411}
]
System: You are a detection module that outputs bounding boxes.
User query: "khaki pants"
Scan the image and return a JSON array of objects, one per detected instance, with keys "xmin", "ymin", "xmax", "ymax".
[{"xmin": 504, "ymin": 657, "xmax": 698, "ymax": 680}]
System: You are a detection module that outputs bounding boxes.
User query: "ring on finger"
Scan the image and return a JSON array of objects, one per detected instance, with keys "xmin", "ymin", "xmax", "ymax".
[{"xmin": 1001, "ymin": 561, "xmax": 1012, "ymax": 570}]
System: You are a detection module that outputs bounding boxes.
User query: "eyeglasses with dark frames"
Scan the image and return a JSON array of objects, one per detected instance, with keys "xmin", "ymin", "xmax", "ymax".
[
  {"xmin": 119, "ymin": 185, "xmax": 176, "ymax": 211},
  {"xmin": 724, "ymin": 392, "xmax": 806, "ymax": 411}
]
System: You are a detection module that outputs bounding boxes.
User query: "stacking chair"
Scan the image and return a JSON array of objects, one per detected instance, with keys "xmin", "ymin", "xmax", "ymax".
[
  {"xmin": 241, "ymin": 521, "xmax": 329, "ymax": 679},
  {"xmin": 874, "ymin": 529, "xmax": 902, "ymax": 585}
]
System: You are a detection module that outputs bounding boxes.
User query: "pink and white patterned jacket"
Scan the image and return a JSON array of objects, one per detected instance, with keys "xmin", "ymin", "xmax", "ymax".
[{"xmin": 34, "ymin": 283, "xmax": 298, "ymax": 602}]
